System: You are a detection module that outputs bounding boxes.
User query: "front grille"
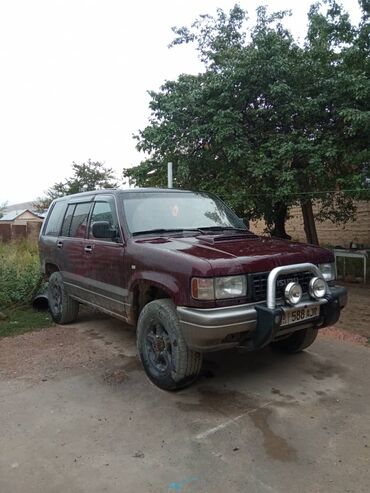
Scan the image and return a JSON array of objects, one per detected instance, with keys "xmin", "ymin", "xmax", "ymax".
[{"xmin": 250, "ymin": 271, "xmax": 314, "ymax": 302}]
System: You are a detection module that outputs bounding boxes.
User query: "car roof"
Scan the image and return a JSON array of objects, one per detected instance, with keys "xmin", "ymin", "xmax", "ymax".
[{"xmin": 52, "ymin": 188, "xmax": 194, "ymax": 202}]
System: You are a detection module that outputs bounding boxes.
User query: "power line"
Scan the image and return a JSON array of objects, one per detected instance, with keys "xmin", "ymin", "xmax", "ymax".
[{"xmin": 247, "ymin": 188, "xmax": 370, "ymax": 197}]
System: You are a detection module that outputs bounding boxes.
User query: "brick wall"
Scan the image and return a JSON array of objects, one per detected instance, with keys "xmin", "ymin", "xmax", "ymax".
[{"xmin": 251, "ymin": 200, "xmax": 370, "ymax": 247}]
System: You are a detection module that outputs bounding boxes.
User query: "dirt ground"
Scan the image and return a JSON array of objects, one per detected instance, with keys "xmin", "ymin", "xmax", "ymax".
[
  {"xmin": 1, "ymin": 305, "xmax": 370, "ymax": 493},
  {"xmin": 334, "ymin": 282, "xmax": 370, "ymax": 339},
  {"xmin": 0, "ymin": 282, "xmax": 367, "ymax": 383}
]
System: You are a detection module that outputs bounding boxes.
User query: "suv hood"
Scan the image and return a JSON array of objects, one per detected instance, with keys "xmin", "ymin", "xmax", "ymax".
[{"xmin": 134, "ymin": 232, "xmax": 333, "ymax": 276}]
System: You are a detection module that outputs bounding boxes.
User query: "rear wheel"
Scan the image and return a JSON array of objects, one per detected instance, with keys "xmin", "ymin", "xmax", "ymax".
[
  {"xmin": 137, "ymin": 299, "xmax": 202, "ymax": 391},
  {"xmin": 270, "ymin": 327, "xmax": 318, "ymax": 353},
  {"xmin": 47, "ymin": 272, "xmax": 79, "ymax": 324}
]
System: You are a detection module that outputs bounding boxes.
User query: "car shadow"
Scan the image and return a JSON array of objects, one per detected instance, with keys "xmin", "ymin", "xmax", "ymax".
[{"xmin": 72, "ymin": 309, "xmax": 344, "ymax": 398}]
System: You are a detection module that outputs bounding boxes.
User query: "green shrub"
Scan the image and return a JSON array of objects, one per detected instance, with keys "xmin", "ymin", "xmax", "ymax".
[{"xmin": 0, "ymin": 240, "xmax": 44, "ymax": 310}]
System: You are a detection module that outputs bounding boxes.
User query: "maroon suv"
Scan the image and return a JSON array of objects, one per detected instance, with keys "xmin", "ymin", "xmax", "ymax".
[{"xmin": 39, "ymin": 188, "xmax": 347, "ymax": 390}]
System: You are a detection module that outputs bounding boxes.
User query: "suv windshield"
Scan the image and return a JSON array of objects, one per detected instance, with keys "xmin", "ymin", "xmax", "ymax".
[{"xmin": 122, "ymin": 191, "xmax": 246, "ymax": 235}]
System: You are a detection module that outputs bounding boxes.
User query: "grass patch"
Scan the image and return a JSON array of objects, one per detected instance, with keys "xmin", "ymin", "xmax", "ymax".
[
  {"xmin": 0, "ymin": 240, "xmax": 45, "ymax": 311},
  {"xmin": 0, "ymin": 308, "xmax": 53, "ymax": 338}
]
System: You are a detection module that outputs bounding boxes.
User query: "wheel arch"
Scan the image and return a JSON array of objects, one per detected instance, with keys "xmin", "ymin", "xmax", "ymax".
[
  {"xmin": 44, "ymin": 262, "xmax": 60, "ymax": 280},
  {"xmin": 129, "ymin": 278, "xmax": 175, "ymax": 324}
]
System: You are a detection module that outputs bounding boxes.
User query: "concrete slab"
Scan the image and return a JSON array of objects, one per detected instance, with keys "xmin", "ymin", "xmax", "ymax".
[{"xmin": 0, "ymin": 315, "xmax": 369, "ymax": 493}]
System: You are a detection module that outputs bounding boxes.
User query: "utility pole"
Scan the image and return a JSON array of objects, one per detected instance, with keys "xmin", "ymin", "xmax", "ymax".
[{"xmin": 167, "ymin": 162, "xmax": 173, "ymax": 188}]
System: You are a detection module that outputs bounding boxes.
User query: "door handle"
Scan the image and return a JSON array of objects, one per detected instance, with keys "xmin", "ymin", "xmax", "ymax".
[
  {"xmin": 84, "ymin": 245, "xmax": 93, "ymax": 253},
  {"xmin": 57, "ymin": 240, "xmax": 63, "ymax": 249}
]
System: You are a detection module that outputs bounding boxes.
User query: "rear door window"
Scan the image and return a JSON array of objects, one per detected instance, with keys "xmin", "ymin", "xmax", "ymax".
[{"xmin": 69, "ymin": 202, "xmax": 92, "ymax": 238}]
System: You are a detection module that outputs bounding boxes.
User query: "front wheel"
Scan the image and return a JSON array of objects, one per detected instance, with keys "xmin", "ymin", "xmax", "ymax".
[
  {"xmin": 48, "ymin": 272, "xmax": 79, "ymax": 324},
  {"xmin": 270, "ymin": 327, "xmax": 318, "ymax": 353},
  {"xmin": 137, "ymin": 299, "xmax": 202, "ymax": 391}
]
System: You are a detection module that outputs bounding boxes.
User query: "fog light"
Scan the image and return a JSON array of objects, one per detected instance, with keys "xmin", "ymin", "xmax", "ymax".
[
  {"xmin": 309, "ymin": 277, "xmax": 327, "ymax": 299},
  {"xmin": 284, "ymin": 282, "xmax": 302, "ymax": 305}
]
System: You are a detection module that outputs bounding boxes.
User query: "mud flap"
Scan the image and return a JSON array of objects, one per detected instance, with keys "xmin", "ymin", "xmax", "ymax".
[
  {"xmin": 253, "ymin": 305, "xmax": 283, "ymax": 350},
  {"xmin": 321, "ymin": 294, "xmax": 341, "ymax": 327}
]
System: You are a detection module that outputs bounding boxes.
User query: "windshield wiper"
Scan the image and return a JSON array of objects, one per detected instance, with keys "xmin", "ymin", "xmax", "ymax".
[
  {"xmin": 132, "ymin": 226, "xmax": 249, "ymax": 236},
  {"xmin": 197, "ymin": 226, "xmax": 248, "ymax": 232},
  {"xmin": 132, "ymin": 228, "xmax": 206, "ymax": 236},
  {"xmin": 132, "ymin": 228, "xmax": 184, "ymax": 236}
]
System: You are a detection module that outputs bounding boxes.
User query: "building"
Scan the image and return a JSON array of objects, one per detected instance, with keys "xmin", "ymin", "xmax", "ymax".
[
  {"xmin": 0, "ymin": 209, "xmax": 43, "ymax": 225},
  {"xmin": 0, "ymin": 209, "xmax": 44, "ymax": 241}
]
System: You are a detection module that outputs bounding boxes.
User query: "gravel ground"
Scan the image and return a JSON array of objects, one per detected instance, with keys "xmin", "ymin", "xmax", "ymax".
[{"xmin": 0, "ymin": 311, "xmax": 138, "ymax": 384}]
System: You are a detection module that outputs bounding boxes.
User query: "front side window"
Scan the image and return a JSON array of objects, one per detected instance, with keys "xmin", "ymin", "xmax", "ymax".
[
  {"xmin": 89, "ymin": 200, "xmax": 120, "ymax": 242},
  {"xmin": 122, "ymin": 191, "xmax": 245, "ymax": 235}
]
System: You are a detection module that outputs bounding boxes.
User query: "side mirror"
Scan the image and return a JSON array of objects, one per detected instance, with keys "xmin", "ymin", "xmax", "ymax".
[{"xmin": 92, "ymin": 221, "xmax": 117, "ymax": 240}]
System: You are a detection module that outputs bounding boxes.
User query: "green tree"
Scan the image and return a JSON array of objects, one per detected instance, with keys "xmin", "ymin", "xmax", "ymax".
[
  {"xmin": 34, "ymin": 159, "xmax": 118, "ymax": 211},
  {"xmin": 125, "ymin": 2, "xmax": 370, "ymax": 244}
]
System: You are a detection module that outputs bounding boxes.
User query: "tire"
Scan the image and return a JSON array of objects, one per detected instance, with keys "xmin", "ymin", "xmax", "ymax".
[
  {"xmin": 47, "ymin": 271, "xmax": 79, "ymax": 324},
  {"xmin": 137, "ymin": 299, "xmax": 203, "ymax": 391},
  {"xmin": 270, "ymin": 327, "xmax": 318, "ymax": 354}
]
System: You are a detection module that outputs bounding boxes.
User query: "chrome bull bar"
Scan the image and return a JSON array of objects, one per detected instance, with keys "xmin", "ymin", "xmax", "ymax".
[{"xmin": 267, "ymin": 263, "xmax": 326, "ymax": 310}]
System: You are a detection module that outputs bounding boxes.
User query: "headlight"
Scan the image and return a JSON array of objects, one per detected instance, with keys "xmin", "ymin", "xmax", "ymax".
[
  {"xmin": 215, "ymin": 275, "xmax": 247, "ymax": 299},
  {"xmin": 191, "ymin": 275, "xmax": 247, "ymax": 300},
  {"xmin": 284, "ymin": 282, "xmax": 302, "ymax": 305},
  {"xmin": 309, "ymin": 277, "xmax": 327, "ymax": 299},
  {"xmin": 318, "ymin": 263, "xmax": 336, "ymax": 281}
]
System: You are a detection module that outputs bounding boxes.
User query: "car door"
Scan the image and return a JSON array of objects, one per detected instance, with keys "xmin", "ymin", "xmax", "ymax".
[
  {"xmin": 57, "ymin": 199, "xmax": 94, "ymax": 301},
  {"xmin": 84, "ymin": 195, "xmax": 128, "ymax": 319}
]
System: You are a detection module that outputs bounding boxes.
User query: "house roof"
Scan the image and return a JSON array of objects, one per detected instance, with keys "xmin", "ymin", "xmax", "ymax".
[{"xmin": 0, "ymin": 209, "xmax": 42, "ymax": 221}]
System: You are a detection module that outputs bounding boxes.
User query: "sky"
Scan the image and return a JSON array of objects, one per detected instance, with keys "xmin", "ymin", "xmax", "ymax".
[{"xmin": 0, "ymin": 0, "xmax": 362, "ymax": 205}]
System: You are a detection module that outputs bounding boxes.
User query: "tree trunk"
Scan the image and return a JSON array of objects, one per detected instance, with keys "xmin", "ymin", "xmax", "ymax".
[
  {"xmin": 301, "ymin": 199, "xmax": 319, "ymax": 245},
  {"xmin": 271, "ymin": 202, "xmax": 291, "ymax": 240}
]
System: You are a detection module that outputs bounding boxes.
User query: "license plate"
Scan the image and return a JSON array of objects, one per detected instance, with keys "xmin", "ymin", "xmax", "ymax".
[{"xmin": 281, "ymin": 304, "xmax": 320, "ymax": 327}]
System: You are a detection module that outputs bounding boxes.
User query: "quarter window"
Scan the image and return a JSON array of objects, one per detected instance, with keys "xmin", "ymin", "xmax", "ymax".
[{"xmin": 44, "ymin": 201, "xmax": 66, "ymax": 237}]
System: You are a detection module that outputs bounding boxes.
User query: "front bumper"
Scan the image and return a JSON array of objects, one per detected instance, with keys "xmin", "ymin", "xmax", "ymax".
[{"xmin": 177, "ymin": 270, "xmax": 347, "ymax": 352}]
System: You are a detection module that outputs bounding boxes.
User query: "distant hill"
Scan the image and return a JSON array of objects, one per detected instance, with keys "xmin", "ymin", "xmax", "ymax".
[{"xmin": 3, "ymin": 201, "xmax": 35, "ymax": 213}]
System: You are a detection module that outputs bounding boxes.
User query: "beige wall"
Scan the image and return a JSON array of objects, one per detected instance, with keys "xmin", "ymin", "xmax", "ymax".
[
  {"xmin": 251, "ymin": 200, "xmax": 370, "ymax": 247},
  {"xmin": 13, "ymin": 211, "xmax": 43, "ymax": 225}
]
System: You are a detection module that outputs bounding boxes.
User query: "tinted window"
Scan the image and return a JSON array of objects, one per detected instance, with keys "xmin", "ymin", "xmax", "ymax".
[
  {"xmin": 70, "ymin": 202, "xmax": 91, "ymax": 238},
  {"xmin": 44, "ymin": 201, "xmax": 66, "ymax": 237},
  {"xmin": 61, "ymin": 204, "xmax": 75, "ymax": 237},
  {"xmin": 90, "ymin": 201, "xmax": 119, "ymax": 241}
]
